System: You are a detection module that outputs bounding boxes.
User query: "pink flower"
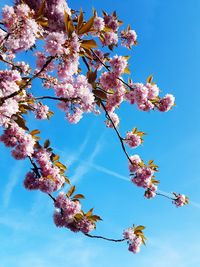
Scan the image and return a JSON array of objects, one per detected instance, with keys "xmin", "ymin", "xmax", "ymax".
[
  {"xmin": 133, "ymin": 83, "xmax": 148, "ymax": 104},
  {"xmin": 105, "ymin": 112, "xmax": 120, "ymax": 128},
  {"xmin": 24, "ymin": 171, "xmax": 39, "ymax": 190},
  {"xmin": 45, "ymin": 32, "xmax": 66, "ymax": 56},
  {"xmin": 35, "ymin": 103, "xmax": 49, "ymax": 120},
  {"xmin": 128, "ymin": 155, "xmax": 142, "ymax": 173},
  {"xmin": 76, "ymin": 217, "xmax": 95, "ymax": 234},
  {"xmin": 123, "ymin": 228, "xmax": 136, "ymax": 241},
  {"xmin": 110, "ymin": 55, "xmax": 128, "ymax": 75},
  {"xmin": 93, "ymin": 17, "xmax": 105, "ymax": 32},
  {"xmin": 132, "ymin": 167, "xmax": 154, "ymax": 188},
  {"xmin": 104, "ymin": 14, "xmax": 119, "ymax": 32},
  {"xmin": 125, "ymin": 132, "xmax": 142, "ymax": 149},
  {"xmin": 89, "ymin": 50, "xmax": 105, "ymax": 71},
  {"xmin": 3, "ymin": 4, "xmax": 42, "ymax": 52},
  {"xmin": 146, "ymin": 83, "xmax": 159, "ymax": 99},
  {"xmin": 158, "ymin": 94, "xmax": 175, "ymax": 112},
  {"xmin": 53, "ymin": 210, "xmax": 66, "ymax": 227},
  {"xmin": 144, "ymin": 184, "xmax": 157, "ymax": 199},
  {"xmin": 99, "ymin": 72, "xmax": 123, "ymax": 91},
  {"xmin": 101, "ymin": 32, "xmax": 118, "ymax": 46},
  {"xmin": 121, "ymin": 29, "xmax": 137, "ymax": 49},
  {"xmin": 173, "ymin": 194, "xmax": 188, "ymax": 207},
  {"xmin": 128, "ymin": 237, "xmax": 142, "ymax": 253}
]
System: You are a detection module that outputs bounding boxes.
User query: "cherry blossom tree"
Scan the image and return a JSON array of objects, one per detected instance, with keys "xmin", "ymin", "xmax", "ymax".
[{"xmin": 0, "ymin": 0, "xmax": 189, "ymax": 254}]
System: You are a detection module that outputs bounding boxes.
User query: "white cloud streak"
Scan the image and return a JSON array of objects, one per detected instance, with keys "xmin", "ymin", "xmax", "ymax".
[
  {"xmin": 2, "ymin": 161, "xmax": 25, "ymax": 209},
  {"xmin": 70, "ymin": 133, "xmax": 104, "ymax": 184}
]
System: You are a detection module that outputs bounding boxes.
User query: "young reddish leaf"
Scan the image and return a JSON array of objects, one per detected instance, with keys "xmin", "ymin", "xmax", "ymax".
[
  {"xmin": 124, "ymin": 67, "xmax": 130, "ymax": 74},
  {"xmin": 37, "ymin": 0, "xmax": 46, "ymax": 17},
  {"xmin": 93, "ymin": 89, "xmax": 107, "ymax": 100},
  {"xmin": 44, "ymin": 139, "xmax": 50, "ymax": 148},
  {"xmin": 14, "ymin": 115, "xmax": 29, "ymax": 131},
  {"xmin": 67, "ymin": 185, "xmax": 76, "ymax": 197},
  {"xmin": 30, "ymin": 129, "xmax": 40, "ymax": 136},
  {"xmin": 79, "ymin": 16, "xmax": 94, "ymax": 34},
  {"xmin": 64, "ymin": 176, "xmax": 70, "ymax": 185},
  {"xmin": 73, "ymin": 194, "xmax": 85, "ymax": 199},
  {"xmin": 77, "ymin": 9, "xmax": 84, "ymax": 30},
  {"xmin": 146, "ymin": 75, "xmax": 153, "ymax": 84},
  {"xmin": 81, "ymin": 39, "xmax": 97, "ymax": 49},
  {"xmin": 54, "ymin": 161, "xmax": 67, "ymax": 171},
  {"xmin": 86, "ymin": 208, "xmax": 94, "ymax": 217},
  {"xmin": 90, "ymin": 215, "xmax": 102, "ymax": 221},
  {"xmin": 74, "ymin": 213, "xmax": 84, "ymax": 221},
  {"xmin": 52, "ymin": 155, "xmax": 60, "ymax": 162},
  {"xmin": 134, "ymin": 225, "xmax": 145, "ymax": 231}
]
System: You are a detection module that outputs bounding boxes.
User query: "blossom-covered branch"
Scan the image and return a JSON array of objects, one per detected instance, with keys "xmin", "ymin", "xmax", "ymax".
[{"xmin": 0, "ymin": 0, "xmax": 188, "ymax": 255}]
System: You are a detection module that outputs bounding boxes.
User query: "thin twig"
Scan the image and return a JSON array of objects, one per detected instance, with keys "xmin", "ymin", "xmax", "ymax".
[
  {"xmin": 85, "ymin": 233, "xmax": 125, "ymax": 242},
  {"xmin": 28, "ymin": 156, "xmax": 56, "ymax": 202},
  {"xmin": 0, "ymin": 56, "xmax": 54, "ymax": 104},
  {"xmin": 91, "ymin": 49, "xmax": 133, "ymax": 90},
  {"xmin": 156, "ymin": 192, "xmax": 174, "ymax": 201},
  {"xmin": 99, "ymin": 98, "xmax": 133, "ymax": 166}
]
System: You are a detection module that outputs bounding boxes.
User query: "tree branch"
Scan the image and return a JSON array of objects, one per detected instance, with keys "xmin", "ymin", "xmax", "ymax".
[
  {"xmin": 85, "ymin": 233, "xmax": 125, "ymax": 242},
  {"xmin": 0, "ymin": 56, "xmax": 54, "ymax": 105},
  {"xmin": 91, "ymin": 49, "xmax": 133, "ymax": 90}
]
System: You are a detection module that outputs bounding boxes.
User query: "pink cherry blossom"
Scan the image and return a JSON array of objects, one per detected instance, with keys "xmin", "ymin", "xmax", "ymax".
[
  {"xmin": 121, "ymin": 29, "xmax": 137, "ymax": 49},
  {"xmin": 125, "ymin": 132, "xmax": 142, "ymax": 148},
  {"xmin": 173, "ymin": 194, "xmax": 188, "ymax": 207},
  {"xmin": 128, "ymin": 155, "xmax": 142, "ymax": 173},
  {"xmin": 93, "ymin": 17, "xmax": 105, "ymax": 32},
  {"xmin": 158, "ymin": 94, "xmax": 175, "ymax": 112},
  {"xmin": 144, "ymin": 184, "xmax": 157, "ymax": 199},
  {"xmin": 110, "ymin": 55, "xmax": 128, "ymax": 75}
]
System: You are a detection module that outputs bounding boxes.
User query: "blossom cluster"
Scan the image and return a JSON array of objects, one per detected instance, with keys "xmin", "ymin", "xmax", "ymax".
[
  {"xmin": 0, "ymin": 0, "xmax": 189, "ymax": 255},
  {"xmin": 123, "ymin": 226, "xmax": 145, "ymax": 253},
  {"xmin": 0, "ymin": 122, "xmax": 35, "ymax": 159},
  {"xmin": 173, "ymin": 193, "xmax": 189, "ymax": 207},
  {"xmin": 124, "ymin": 129, "xmax": 144, "ymax": 149},
  {"xmin": 24, "ymin": 148, "xmax": 65, "ymax": 194},
  {"xmin": 53, "ymin": 192, "xmax": 95, "ymax": 234},
  {"xmin": 128, "ymin": 155, "xmax": 158, "ymax": 199},
  {"xmin": 55, "ymin": 74, "xmax": 96, "ymax": 123},
  {"xmin": 2, "ymin": 4, "xmax": 42, "ymax": 52},
  {"xmin": 125, "ymin": 82, "xmax": 175, "ymax": 112},
  {"xmin": 0, "ymin": 69, "xmax": 23, "ymax": 127}
]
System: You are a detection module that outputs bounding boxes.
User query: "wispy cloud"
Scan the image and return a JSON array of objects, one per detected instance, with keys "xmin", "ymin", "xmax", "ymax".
[
  {"xmin": 2, "ymin": 161, "xmax": 25, "ymax": 209},
  {"xmin": 89, "ymin": 162, "xmax": 129, "ymax": 182},
  {"xmin": 70, "ymin": 133, "xmax": 104, "ymax": 184},
  {"xmin": 53, "ymin": 131, "xmax": 91, "ymax": 167}
]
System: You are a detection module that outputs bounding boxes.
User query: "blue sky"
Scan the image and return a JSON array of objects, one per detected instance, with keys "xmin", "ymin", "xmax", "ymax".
[{"xmin": 0, "ymin": 0, "xmax": 200, "ymax": 266}]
